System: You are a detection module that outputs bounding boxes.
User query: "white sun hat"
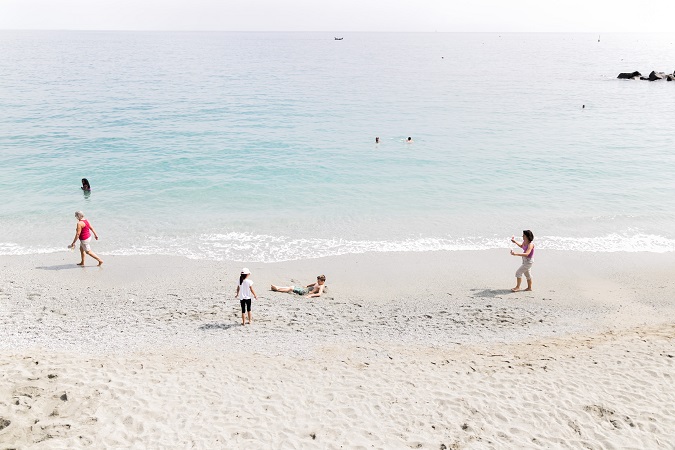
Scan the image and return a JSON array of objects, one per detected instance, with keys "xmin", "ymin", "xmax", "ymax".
[{"xmin": 241, "ymin": 268, "xmax": 251, "ymax": 275}]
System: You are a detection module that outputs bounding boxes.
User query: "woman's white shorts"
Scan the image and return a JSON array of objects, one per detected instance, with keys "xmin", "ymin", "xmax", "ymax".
[{"xmin": 79, "ymin": 237, "xmax": 92, "ymax": 252}]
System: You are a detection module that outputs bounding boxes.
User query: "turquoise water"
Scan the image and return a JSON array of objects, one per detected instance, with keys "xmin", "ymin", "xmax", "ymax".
[{"xmin": 1, "ymin": 31, "xmax": 675, "ymax": 261}]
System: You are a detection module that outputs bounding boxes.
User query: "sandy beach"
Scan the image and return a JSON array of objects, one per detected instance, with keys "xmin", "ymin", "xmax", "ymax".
[{"xmin": 1, "ymin": 250, "xmax": 674, "ymax": 448}]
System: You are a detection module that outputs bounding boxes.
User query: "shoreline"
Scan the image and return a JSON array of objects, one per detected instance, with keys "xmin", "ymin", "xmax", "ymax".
[{"xmin": 5, "ymin": 231, "xmax": 675, "ymax": 262}]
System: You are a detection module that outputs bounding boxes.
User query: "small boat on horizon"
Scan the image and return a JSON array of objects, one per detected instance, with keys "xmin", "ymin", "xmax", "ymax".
[{"xmin": 334, "ymin": 37, "xmax": 343, "ymax": 40}]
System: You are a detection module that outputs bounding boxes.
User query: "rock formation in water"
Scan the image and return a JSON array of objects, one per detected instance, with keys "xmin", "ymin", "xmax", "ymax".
[
  {"xmin": 617, "ymin": 71, "xmax": 641, "ymax": 79},
  {"xmin": 618, "ymin": 70, "xmax": 674, "ymax": 81}
]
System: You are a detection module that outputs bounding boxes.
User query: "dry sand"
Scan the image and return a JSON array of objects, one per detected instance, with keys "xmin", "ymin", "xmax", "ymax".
[{"xmin": 1, "ymin": 250, "xmax": 674, "ymax": 448}]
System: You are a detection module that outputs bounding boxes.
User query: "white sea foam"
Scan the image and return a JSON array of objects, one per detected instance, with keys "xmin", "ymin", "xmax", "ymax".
[
  {"xmin": 540, "ymin": 234, "xmax": 675, "ymax": 253},
  {"xmin": 89, "ymin": 232, "xmax": 675, "ymax": 263},
  {"xmin": 4, "ymin": 233, "xmax": 675, "ymax": 262},
  {"xmin": 0, "ymin": 242, "xmax": 65, "ymax": 256}
]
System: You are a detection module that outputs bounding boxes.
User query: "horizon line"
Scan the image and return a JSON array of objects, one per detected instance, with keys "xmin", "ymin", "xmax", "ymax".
[{"xmin": 1, "ymin": 29, "xmax": 672, "ymax": 33}]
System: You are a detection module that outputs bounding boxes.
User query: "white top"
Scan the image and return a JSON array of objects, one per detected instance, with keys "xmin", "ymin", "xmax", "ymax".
[{"xmin": 238, "ymin": 278, "xmax": 254, "ymax": 300}]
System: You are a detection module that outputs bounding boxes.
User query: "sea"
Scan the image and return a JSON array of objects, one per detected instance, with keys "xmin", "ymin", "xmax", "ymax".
[{"xmin": 1, "ymin": 31, "xmax": 674, "ymax": 262}]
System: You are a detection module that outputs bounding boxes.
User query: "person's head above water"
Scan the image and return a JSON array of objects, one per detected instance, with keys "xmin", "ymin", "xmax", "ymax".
[
  {"xmin": 81, "ymin": 178, "xmax": 90, "ymax": 190},
  {"xmin": 407, "ymin": 137, "xmax": 412, "ymax": 142},
  {"xmin": 375, "ymin": 137, "xmax": 379, "ymax": 143}
]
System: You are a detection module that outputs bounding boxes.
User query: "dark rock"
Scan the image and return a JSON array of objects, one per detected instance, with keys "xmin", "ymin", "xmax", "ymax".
[
  {"xmin": 60, "ymin": 392, "xmax": 68, "ymax": 401},
  {"xmin": 0, "ymin": 418, "xmax": 10, "ymax": 431},
  {"xmin": 617, "ymin": 71, "xmax": 641, "ymax": 79},
  {"xmin": 648, "ymin": 71, "xmax": 666, "ymax": 81},
  {"xmin": 666, "ymin": 74, "xmax": 674, "ymax": 82}
]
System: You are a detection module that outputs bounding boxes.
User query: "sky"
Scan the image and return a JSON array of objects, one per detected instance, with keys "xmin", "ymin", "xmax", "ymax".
[{"xmin": 1, "ymin": 0, "xmax": 675, "ymax": 32}]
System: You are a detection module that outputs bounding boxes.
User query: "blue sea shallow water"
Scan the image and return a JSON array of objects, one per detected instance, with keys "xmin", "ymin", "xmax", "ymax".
[{"xmin": 1, "ymin": 31, "xmax": 675, "ymax": 261}]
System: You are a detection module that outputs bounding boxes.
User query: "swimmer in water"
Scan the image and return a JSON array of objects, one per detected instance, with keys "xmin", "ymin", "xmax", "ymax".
[{"xmin": 81, "ymin": 178, "xmax": 91, "ymax": 191}]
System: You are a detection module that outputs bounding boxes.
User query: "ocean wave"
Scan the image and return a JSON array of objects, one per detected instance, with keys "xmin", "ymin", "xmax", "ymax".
[
  {"xmin": 3, "ymin": 233, "xmax": 675, "ymax": 262},
  {"xmin": 92, "ymin": 232, "xmax": 675, "ymax": 262},
  {"xmin": 540, "ymin": 234, "xmax": 675, "ymax": 253},
  {"xmin": 0, "ymin": 242, "xmax": 65, "ymax": 256}
]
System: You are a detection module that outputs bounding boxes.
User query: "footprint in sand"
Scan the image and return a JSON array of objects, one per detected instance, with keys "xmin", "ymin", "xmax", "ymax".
[
  {"xmin": 583, "ymin": 404, "xmax": 614, "ymax": 419},
  {"xmin": 568, "ymin": 420, "xmax": 581, "ymax": 435},
  {"xmin": 32, "ymin": 423, "xmax": 72, "ymax": 440},
  {"xmin": 13, "ymin": 386, "xmax": 44, "ymax": 399}
]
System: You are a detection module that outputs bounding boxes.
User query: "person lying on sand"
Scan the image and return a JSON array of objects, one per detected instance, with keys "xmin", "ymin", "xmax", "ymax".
[{"xmin": 271, "ymin": 275, "xmax": 327, "ymax": 298}]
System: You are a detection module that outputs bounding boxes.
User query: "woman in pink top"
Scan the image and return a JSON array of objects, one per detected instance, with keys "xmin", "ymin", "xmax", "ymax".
[
  {"xmin": 69, "ymin": 211, "xmax": 103, "ymax": 266},
  {"xmin": 510, "ymin": 230, "xmax": 534, "ymax": 292}
]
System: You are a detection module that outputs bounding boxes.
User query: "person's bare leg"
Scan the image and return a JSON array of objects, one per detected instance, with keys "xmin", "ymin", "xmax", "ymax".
[
  {"xmin": 77, "ymin": 247, "xmax": 85, "ymax": 265},
  {"xmin": 511, "ymin": 277, "xmax": 522, "ymax": 292},
  {"xmin": 86, "ymin": 250, "xmax": 103, "ymax": 266},
  {"xmin": 271, "ymin": 285, "xmax": 293, "ymax": 293},
  {"xmin": 524, "ymin": 278, "xmax": 533, "ymax": 291},
  {"xmin": 247, "ymin": 311, "xmax": 252, "ymax": 324},
  {"xmin": 241, "ymin": 313, "xmax": 246, "ymax": 325}
]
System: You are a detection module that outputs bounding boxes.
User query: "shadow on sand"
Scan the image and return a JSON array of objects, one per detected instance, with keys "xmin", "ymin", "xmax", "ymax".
[
  {"xmin": 36, "ymin": 264, "xmax": 85, "ymax": 271},
  {"xmin": 199, "ymin": 323, "xmax": 239, "ymax": 331},
  {"xmin": 470, "ymin": 288, "xmax": 513, "ymax": 298}
]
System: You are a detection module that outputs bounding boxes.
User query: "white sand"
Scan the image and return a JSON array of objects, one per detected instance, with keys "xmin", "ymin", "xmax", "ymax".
[{"xmin": 1, "ymin": 250, "xmax": 674, "ymax": 448}]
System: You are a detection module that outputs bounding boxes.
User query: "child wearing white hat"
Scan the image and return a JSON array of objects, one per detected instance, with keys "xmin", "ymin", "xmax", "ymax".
[{"xmin": 236, "ymin": 268, "xmax": 258, "ymax": 325}]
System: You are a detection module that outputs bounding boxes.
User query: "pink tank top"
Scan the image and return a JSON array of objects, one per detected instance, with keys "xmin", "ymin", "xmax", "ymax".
[
  {"xmin": 79, "ymin": 219, "xmax": 91, "ymax": 241},
  {"xmin": 521, "ymin": 242, "xmax": 534, "ymax": 259}
]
